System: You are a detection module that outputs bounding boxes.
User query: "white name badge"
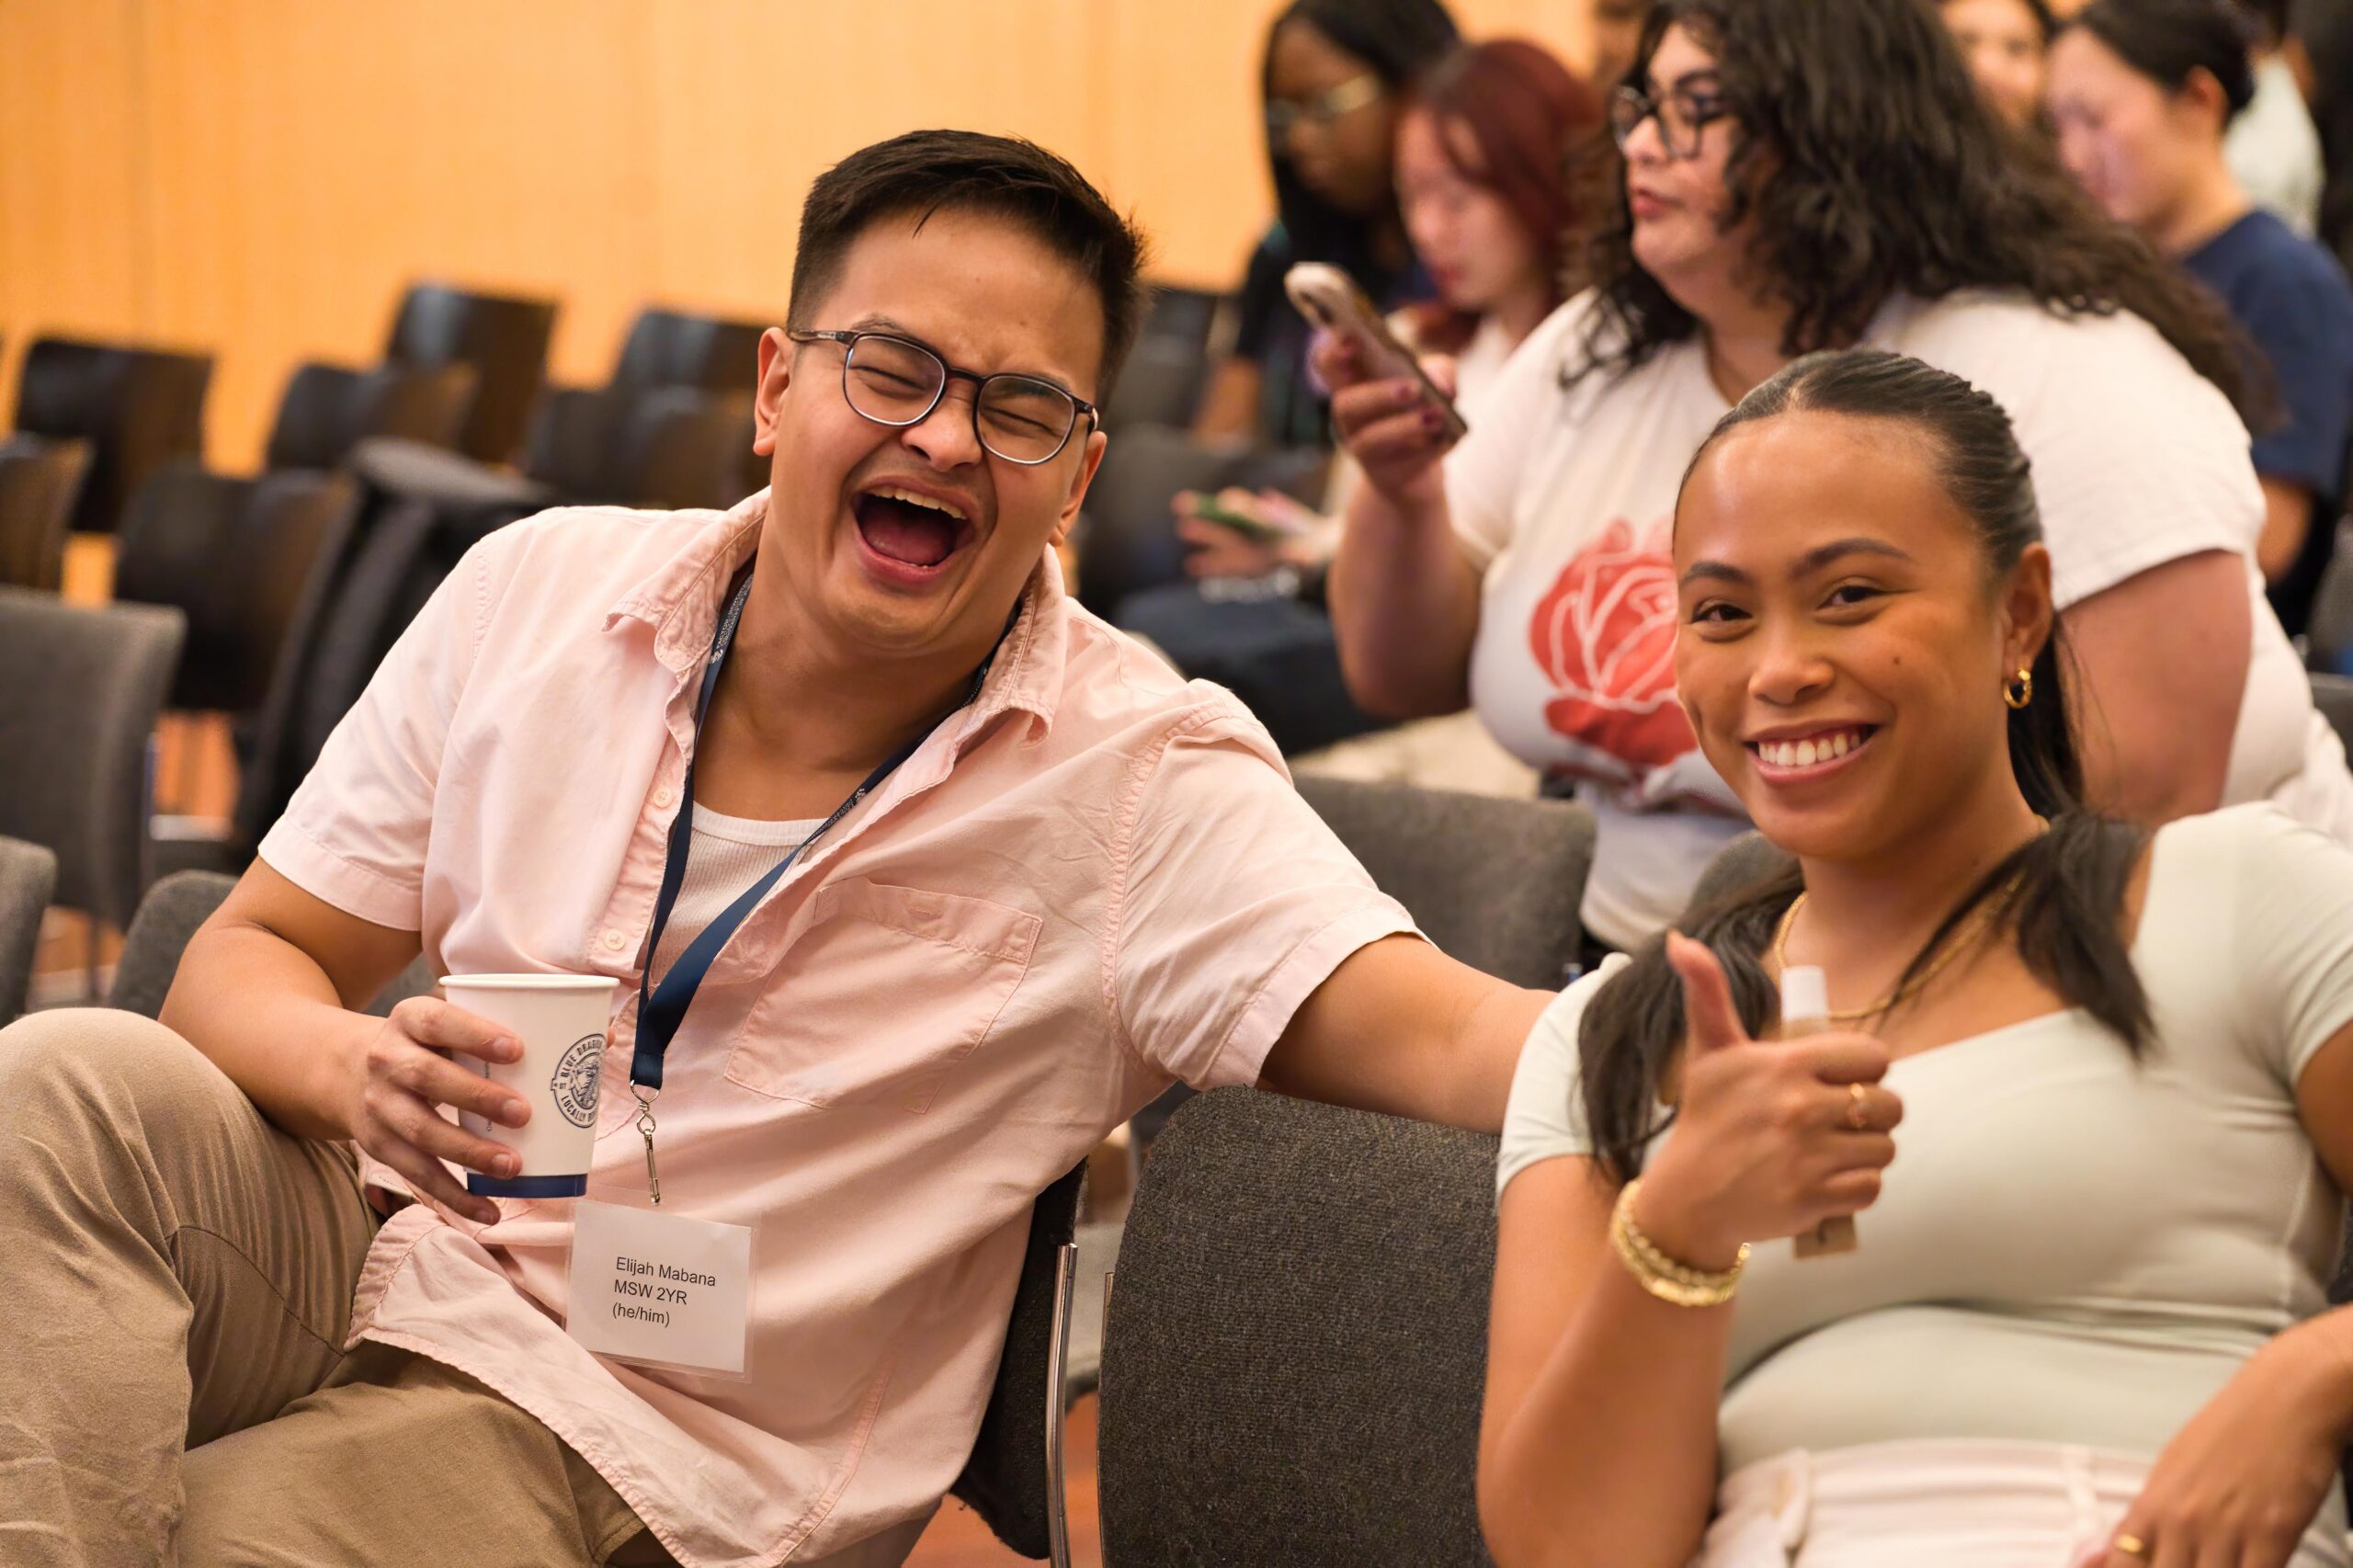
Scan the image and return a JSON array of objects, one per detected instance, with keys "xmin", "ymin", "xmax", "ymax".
[{"xmin": 567, "ymin": 1199, "xmax": 754, "ymax": 1379}]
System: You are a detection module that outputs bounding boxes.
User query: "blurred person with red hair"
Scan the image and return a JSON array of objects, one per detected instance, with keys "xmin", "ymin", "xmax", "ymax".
[{"xmin": 1174, "ymin": 36, "xmax": 1603, "ymax": 581}]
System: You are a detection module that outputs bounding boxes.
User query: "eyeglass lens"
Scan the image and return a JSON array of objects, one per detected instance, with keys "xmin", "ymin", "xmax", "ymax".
[{"xmin": 843, "ymin": 335, "xmax": 1078, "ymax": 464}]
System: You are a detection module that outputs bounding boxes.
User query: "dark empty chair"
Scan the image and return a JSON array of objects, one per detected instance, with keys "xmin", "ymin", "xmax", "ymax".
[
  {"xmin": 263, "ymin": 360, "xmax": 478, "ymax": 473},
  {"xmin": 607, "ymin": 307, "xmax": 768, "ymax": 397},
  {"xmin": 527, "ymin": 306, "xmax": 769, "ymax": 507},
  {"xmin": 1097, "ymin": 1088, "xmax": 1498, "ymax": 1566},
  {"xmin": 13, "ymin": 336, "xmax": 212, "ymax": 536},
  {"xmin": 0, "ymin": 588, "xmax": 184, "ymax": 934},
  {"xmin": 114, "ymin": 464, "xmax": 359, "ymax": 716},
  {"xmin": 382, "ymin": 284, "xmax": 559, "ymax": 465},
  {"xmin": 0, "ymin": 434, "xmax": 92, "ymax": 589},
  {"xmin": 528, "ymin": 384, "xmax": 755, "ymax": 510}
]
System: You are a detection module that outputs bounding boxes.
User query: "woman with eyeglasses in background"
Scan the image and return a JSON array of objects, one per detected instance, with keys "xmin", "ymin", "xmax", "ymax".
[
  {"xmin": 1937, "ymin": 0, "xmax": 2058, "ymax": 131},
  {"xmin": 2048, "ymin": 0, "xmax": 2353, "ymax": 639},
  {"xmin": 1189, "ymin": 0, "xmax": 1460, "ymax": 449},
  {"xmin": 1318, "ymin": 0, "xmax": 2353, "ymax": 955}
]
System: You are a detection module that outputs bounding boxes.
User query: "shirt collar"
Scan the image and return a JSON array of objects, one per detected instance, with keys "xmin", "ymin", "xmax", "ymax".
[{"xmin": 603, "ymin": 487, "xmax": 1067, "ymax": 738}]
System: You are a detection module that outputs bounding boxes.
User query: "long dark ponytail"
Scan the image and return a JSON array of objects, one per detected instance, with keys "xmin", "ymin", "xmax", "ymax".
[{"xmin": 1578, "ymin": 350, "xmax": 2154, "ymax": 1185}]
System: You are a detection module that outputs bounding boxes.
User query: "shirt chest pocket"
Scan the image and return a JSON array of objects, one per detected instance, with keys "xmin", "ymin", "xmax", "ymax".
[{"xmin": 725, "ymin": 879, "xmax": 1042, "ymax": 1114}]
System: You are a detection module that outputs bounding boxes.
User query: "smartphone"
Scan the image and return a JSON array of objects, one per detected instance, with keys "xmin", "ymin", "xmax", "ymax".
[
  {"xmin": 1284, "ymin": 261, "xmax": 1469, "ymax": 442},
  {"xmin": 1186, "ymin": 494, "xmax": 1306, "ymax": 542}
]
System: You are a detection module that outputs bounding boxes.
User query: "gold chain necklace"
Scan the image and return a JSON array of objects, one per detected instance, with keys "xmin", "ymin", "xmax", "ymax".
[{"xmin": 1769, "ymin": 819, "xmax": 2049, "ymax": 1026}]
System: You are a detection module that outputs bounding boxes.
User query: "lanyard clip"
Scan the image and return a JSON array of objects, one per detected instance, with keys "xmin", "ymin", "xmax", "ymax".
[{"xmin": 631, "ymin": 1085, "xmax": 662, "ymax": 1206}]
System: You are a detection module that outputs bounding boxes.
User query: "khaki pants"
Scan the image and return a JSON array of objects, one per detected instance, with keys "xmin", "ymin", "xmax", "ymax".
[{"xmin": 0, "ymin": 1008, "xmax": 655, "ymax": 1567}]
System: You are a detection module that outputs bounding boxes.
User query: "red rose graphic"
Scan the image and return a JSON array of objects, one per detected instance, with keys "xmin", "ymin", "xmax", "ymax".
[{"xmin": 1529, "ymin": 517, "xmax": 1697, "ymax": 774}]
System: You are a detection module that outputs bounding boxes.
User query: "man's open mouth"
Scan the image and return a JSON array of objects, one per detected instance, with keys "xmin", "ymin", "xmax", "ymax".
[{"xmin": 853, "ymin": 485, "xmax": 973, "ymax": 570}]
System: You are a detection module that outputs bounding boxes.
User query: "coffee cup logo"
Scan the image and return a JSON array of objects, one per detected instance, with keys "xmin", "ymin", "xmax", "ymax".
[{"xmin": 551, "ymin": 1034, "xmax": 605, "ymax": 1130}]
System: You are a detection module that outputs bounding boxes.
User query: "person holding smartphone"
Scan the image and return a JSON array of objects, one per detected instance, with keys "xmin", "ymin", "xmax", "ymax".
[
  {"xmin": 1190, "ymin": 0, "xmax": 1461, "ymax": 450},
  {"xmin": 1120, "ymin": 38, "xmax": 1602, "ymax": 765}
]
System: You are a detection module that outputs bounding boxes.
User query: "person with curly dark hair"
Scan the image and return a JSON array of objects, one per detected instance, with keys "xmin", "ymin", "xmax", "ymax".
[{"xmin": 1321, "ymin": 0, "xmax": 2353, "ymax": 952}]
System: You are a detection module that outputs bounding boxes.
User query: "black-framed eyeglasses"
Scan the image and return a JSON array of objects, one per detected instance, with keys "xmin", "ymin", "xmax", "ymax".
[
  {"xmin": 1609, "ymin": 79, "xmax": 1733, "ymax": 161},
  {"xmin": 1265, "ymin": 72, "xmax": 1383, "ymax": 139},
  {"xmin": 787, "ymin": 329, "xmax": 1097, "ymax": 466}
]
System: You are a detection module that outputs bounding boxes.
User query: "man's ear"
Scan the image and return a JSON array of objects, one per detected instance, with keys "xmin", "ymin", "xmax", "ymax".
[
  {"xmin": 1050, "ymin": 426, "xmax": 1108, "ymax": 548},
  {"xmin": 752, "ymin": 328, "xmax": 792, "ymax": 458}
]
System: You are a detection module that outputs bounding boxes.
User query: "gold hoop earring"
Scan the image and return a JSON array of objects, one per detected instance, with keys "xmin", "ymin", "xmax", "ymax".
[{"xmin": 2004, "ymin": 667, "xmax": 2033, "ymax": 710}]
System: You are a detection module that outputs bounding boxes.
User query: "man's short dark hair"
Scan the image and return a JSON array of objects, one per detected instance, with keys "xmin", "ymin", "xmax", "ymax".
[{"xmin": 788, "ymin": 130, "xmax": 1151, "ymax": 398}]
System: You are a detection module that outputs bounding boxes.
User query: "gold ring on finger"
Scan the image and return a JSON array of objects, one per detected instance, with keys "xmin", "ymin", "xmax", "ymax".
[
  {"xmin": 2112, "ymin": 1533, "xmax": 2149, "ymax": 1559},
  {"xmin": 1846, "ymin": 1082, "xmax": 1870, "ymax": 1131}
]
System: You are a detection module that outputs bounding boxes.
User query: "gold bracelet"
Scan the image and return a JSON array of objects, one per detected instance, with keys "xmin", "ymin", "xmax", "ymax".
[{"xmin": 1609, "ymin": 1178, "xmax": 1748, "ymax": 1308}]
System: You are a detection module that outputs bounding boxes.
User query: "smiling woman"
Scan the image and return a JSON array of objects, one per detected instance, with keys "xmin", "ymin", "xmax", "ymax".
[{"xmin": 1478, "ymin": 349, "xmax": 2353, "ymax": 1568}]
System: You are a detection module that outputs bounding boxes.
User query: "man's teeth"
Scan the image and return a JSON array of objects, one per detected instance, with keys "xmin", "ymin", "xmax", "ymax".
[
  {"xmin": 1757, "ymin": 730, "xmax": 1867, "ymax": 768},
  {"xmin": 870, "ymin": 485, "xmax": 965, "ymax": 523}
]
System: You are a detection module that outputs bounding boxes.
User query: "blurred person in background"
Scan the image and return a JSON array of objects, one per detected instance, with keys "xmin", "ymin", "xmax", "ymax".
[
  {"xmin": 2227, "ymin": 0, "xmax": 2328, "ymax": 236},
  {"xmin": 1190, "ymin": 0, "xmax": 1461, "ymax": 449},
  {"xmin": 1938, "ymin": 0, "xmax": 2059, "ymax": 131},
  {"xmin": 1321, "ymin": 0, "xmax": 2353, "ymax": 953},
  {"xmin": 2049, "ymin": 0, "xmax": 2353, "ymax": 638},
  {"xmin": 1124, "ymin": 35, "xmax": 1602, "ymax": 767}
]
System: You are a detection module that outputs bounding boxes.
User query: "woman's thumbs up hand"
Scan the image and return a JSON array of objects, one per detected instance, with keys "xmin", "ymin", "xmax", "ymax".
[{"xmin": 1627, "ymin": 934, "xmax": 1904, "ymax": 1268}]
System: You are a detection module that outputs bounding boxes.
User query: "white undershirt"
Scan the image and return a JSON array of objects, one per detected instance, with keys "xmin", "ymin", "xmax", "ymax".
[{"xmin": 647, "ymin": 805, "xmax": 824, "ymax": 978}]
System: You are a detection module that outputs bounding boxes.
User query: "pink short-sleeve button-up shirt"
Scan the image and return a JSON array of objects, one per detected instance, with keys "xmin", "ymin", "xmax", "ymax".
[{"xmin": 256, "ymin": 492, "xmax": 1417, "ymax": 1568}]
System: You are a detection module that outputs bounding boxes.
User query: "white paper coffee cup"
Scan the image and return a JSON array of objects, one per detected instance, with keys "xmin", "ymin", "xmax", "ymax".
[{"xmin": 444, "ymin": 973, "xmax": 620, "ymax": 1199}]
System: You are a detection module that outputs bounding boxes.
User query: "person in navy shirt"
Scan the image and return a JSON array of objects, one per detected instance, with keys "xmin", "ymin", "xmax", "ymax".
[{"xmin": 2051, "ymin": 0, "xmax": 2353, "ymax": 637}]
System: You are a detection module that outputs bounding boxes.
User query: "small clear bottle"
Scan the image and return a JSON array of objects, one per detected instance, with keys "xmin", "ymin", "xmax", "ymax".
[{"xmin": 1780, "ymin": 965, "xmax": 1858, "ymax": 1258}]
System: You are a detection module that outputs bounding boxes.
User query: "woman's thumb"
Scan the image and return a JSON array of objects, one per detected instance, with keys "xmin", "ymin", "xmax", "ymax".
[{"xmin": 1665, "ymin": 931, "xmax": 1749, "ymax": 1055}]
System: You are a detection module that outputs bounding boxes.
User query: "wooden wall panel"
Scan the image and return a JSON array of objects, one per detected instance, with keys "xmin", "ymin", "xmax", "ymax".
[
  {"xmin": 0, "ymin": 0, "xmax": 149, "ymax": 431},
  {"xmin": 0, "ymin": 0, "xmax": 1592, "ymax": 469}
]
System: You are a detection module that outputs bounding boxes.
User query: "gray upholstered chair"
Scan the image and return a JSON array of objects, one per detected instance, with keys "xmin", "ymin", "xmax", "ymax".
[
  {"xmin": 0, "ymin": 835, "xmax": 58, "ymax": 1026},
  {"xmin": 0, "ymin": 588, "xmax": 184, "ymax": 947},
  {"xmin": 1096, "ymin": 1088, "xmax": 1498, "ymax": 1566},
  {"xmin": 13, "ymin": 336, "xmax": 212, "ymax": 537},
  {"xmin": 382, "ymin": 284, "xmax": 558, "ymax": 466},
  {"xmin": 263, "ymin": 360, "xmax": 478, "ymax": 473},
  {"xmin": 1294, "ymin": 776, "xmax": 1597, "ymax": 989}
]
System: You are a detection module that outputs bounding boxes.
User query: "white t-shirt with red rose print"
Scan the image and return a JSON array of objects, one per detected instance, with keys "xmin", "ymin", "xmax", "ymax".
[{"xmin": 1446, "ymin": 287, "xmax": 2353, "ymax": 951}]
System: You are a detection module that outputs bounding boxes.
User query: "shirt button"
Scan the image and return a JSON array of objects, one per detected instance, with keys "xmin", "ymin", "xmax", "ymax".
[
  {"xmin": 603, "ymin": 929, "xmax": 629, "ymax": 952},
  {"xmin": 652, "ymin": 786, "xmax": 676, "ymax": 810}
]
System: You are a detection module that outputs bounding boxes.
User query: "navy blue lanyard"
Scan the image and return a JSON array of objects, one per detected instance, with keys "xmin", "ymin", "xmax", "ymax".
[{"xmin": 629, "ymin": 566, "xmax": 995, "ymax": 1095}]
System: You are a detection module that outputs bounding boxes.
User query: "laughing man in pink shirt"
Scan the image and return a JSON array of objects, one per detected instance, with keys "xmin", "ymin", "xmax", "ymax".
[{"xmin": 0, "ymin": 131, "xmax": 1553, "ymax": 1568}]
